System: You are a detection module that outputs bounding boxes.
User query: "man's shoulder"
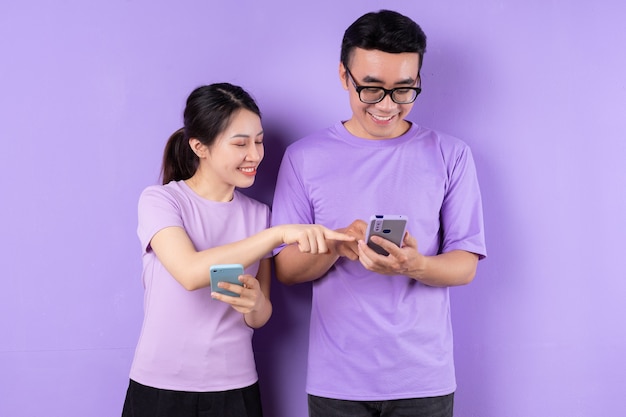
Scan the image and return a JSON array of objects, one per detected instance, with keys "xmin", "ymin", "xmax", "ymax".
[
  {"xmin": 283, "ymin": 123, "xmax": 342, "ymax": 158},
  {"xmin": 413, "ymin": 124, "xmax": 471, "ymax": 151},
  {"xmin": 288, "ymin": 123, "xmax": 339, "ymax": 147}
]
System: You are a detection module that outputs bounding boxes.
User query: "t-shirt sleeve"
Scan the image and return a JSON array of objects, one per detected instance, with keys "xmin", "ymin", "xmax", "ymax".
[
  {"xmin": 137, "ymin": 185, "xmax": 184, "ymax": 253},
  {"xmin": 270, "ymin": 148, "xmax": 314, "ymax": 255},
  {"xmin": 440, "ymin": 145, "xmax": 487, "ymax": 259},
  {"xmin": 263, "ymin": 204, "xmax": 272, "ymax": 259}
]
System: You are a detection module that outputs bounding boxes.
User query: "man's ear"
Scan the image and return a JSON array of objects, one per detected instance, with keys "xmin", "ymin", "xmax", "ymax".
[
  {"xmin": 189, "ymin": 138, "xmax": 207, "ymax": 158},
  {"xmin": 338, "ymin": 62, "xmax": 349, "ymax": 91}
]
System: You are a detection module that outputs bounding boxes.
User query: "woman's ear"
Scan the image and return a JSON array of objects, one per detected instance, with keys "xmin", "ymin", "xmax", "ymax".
[{"xmin": 189, "ymin": 138, "xmax": 207, "ymax": 158}]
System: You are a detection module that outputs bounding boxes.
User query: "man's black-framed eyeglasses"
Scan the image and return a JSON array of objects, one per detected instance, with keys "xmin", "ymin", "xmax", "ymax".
[{"xmin": 345, "ymin": 67, "xmax": 421, "ymax": 104}]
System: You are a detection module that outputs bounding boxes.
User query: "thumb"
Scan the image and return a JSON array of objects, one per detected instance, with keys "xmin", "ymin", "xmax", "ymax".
[
  {"xmin": 238, "ymin": 274, "xmax": 256, "ymax": 289},
  {"xmin": 403, "ymin": 231, "xmax": 417, "ymax": 249}
]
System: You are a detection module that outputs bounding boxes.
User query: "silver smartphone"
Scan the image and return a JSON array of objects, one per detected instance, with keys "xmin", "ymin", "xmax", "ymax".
[
  {"xmin": 210, "ymin": 264, "xmax": 244, "ymax": 297},
  {"xmin": 365, "ymin": 215, "xmax": 408, "ymax": 256}
]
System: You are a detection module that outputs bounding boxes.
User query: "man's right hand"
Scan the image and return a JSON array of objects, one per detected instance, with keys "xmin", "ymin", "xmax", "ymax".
[{"xmin": 330, "ymin": 219, "xmax": 367, "ymax": 261}]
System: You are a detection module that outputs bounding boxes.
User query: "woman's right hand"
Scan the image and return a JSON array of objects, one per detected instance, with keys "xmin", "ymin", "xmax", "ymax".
[{"xmin": 278, "ymin": 224, "xmax": 355, "ymax": 254}]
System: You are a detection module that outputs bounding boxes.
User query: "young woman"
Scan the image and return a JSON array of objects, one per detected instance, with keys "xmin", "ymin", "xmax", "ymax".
[{"xmin": 122, "ymin": 83, "xmax": 352, "ymax": 417}]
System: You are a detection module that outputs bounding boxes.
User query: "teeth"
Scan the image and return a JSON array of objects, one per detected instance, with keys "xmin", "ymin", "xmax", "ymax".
[
  {"xmin": 371, "ymin": 114, "xmax": 393, "ymax": 121},
  {"xmin": 240, "ymin": 167, "xmax": 255, "ymax": 172}
]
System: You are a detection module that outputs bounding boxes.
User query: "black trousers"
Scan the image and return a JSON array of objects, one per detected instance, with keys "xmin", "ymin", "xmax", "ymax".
[
  {"xmin": 122, "ymin": 379, "xmax": 263, "ymax": 417},
  {"xmin": 308, "ymin": 392, "xmax": 454, "ymax": 417}
]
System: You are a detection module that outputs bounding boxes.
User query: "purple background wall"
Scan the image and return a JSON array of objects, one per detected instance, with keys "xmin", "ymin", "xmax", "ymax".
[{"xmin": 1, "ymin": 1, "xmax": 625, "ymax": 416}]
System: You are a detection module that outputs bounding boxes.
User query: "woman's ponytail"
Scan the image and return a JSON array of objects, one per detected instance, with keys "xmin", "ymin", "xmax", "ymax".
[{"xmin": 160, "ymin": 128, "xmax": 197, "ymax": 185}]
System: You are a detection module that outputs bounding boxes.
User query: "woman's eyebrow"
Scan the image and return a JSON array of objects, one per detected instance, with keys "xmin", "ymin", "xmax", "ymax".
[{"xmin": 230, "ymin": 130, "xmax": 264, "ymax": 139}]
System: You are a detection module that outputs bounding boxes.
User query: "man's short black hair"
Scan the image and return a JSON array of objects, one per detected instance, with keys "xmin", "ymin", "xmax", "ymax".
[{"xmin": 341, "ymin": 10, "xmax": 427, "ymax": 70}]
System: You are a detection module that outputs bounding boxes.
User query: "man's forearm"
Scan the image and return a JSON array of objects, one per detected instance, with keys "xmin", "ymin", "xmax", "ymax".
[
  {"xmin": 274, "ymin": 245, "xmax": 340, "ymax": 285},
  {"xmin": 408, "ymin": 250, "xmax": 479, "ymax": 287}
]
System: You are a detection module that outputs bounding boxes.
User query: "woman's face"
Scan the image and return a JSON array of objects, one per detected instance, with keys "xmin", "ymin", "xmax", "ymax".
[{"xmin": 201, "ymin": 109, "xmax": 264, "ymax": 195}]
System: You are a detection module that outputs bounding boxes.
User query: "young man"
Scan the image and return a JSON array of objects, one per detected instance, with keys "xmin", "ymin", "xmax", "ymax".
[{"xmin": 271, "ymin": 10, "xmax": 487, "ymax": 417}]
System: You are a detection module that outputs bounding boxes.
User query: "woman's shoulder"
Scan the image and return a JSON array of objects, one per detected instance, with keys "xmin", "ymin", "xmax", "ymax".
[
  {"xmin": 138, "ymin": 181, "xmax": 191, "ymax": 208},
  {"xmin": 234, "ymin": 190, "xmax": 270, "ymax": 212}
]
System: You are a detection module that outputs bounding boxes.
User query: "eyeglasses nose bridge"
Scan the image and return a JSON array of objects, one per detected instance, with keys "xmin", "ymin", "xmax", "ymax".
[{"xmin": 375, "ymin": 88, "xmax": 397, "ymax": 105}]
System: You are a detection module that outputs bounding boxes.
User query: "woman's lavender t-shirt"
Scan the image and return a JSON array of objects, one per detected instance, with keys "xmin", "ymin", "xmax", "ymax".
[
  {"xmin": 271, "ymin": 122, "xmax": 487, "ymax": 400},
  {"xmin": 129, "ymin": 180, "xmax": 270, "ymax": 391}
]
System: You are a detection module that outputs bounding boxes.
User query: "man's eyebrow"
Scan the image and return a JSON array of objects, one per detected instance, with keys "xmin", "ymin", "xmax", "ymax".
[{"xmin": 362, "ymin": 75, "xmax": 417, "ymax": 85}]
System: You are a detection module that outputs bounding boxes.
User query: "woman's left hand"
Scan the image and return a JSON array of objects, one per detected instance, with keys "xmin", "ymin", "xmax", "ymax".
[{"xmin": 211, "ymin": 273, "xmax": 267, "ymax": 314}]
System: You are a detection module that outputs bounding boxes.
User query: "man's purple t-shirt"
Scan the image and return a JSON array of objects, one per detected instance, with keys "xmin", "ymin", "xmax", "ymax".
[
  {"xmin": 129, "ymin": 181, "xmax": 270, "ymax": 391},
  {"xmin": 271, "ymin": 122, "xmax": 487, "ymax": 400}
]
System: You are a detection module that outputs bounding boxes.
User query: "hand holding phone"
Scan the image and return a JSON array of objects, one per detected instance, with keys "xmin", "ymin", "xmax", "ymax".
[
  {"xmin": 365, "ymin": 215, "xmax": 408, "ymax": 256},
  {"xmin": 210, "ymin": 264, "xmax": 244, "ymax": 297}
]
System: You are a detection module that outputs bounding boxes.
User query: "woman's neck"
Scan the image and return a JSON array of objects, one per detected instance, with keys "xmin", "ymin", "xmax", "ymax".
[{"xmin": 184, "ymin": 173, "xmax": 234, "ymax": 202}]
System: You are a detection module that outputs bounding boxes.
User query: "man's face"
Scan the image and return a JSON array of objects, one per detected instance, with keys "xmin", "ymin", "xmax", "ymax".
[{"xmin": 340, "ymin": 48, "xmax": 420, "ymax": 140}]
